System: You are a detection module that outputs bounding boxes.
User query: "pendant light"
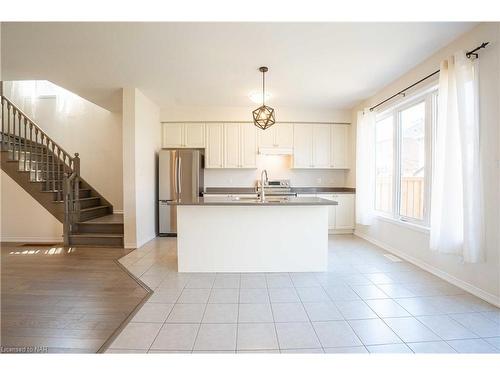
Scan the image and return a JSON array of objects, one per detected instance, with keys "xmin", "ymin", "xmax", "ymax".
[{"xmin": 252, "ymin": 66, "xmax": 275, "ymax": 130}]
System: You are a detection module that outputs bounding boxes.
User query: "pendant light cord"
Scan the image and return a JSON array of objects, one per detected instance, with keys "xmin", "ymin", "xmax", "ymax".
[{"xmin": 262, "ymin": 70, "xmax": 265, "ymax": 106}]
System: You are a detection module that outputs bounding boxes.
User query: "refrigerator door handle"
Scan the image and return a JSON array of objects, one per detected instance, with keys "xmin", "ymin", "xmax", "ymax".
[
  {"xmin": 174, "ymin": 155, "xmax": 179, "ymax": 195},
  {"xmin": 178, "ymin": 157, "xmax": 182, "ymax": 194}
]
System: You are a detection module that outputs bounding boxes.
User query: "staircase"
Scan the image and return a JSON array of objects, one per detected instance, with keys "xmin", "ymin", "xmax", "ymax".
[{"xmin": 0, "ymin": 94, "xmax": 124, "ymax": 247}]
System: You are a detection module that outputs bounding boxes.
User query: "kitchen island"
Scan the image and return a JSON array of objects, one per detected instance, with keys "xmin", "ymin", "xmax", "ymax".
[{"xmin": 169, "ymin": 196, "xmax": 337, "ymax": 272}]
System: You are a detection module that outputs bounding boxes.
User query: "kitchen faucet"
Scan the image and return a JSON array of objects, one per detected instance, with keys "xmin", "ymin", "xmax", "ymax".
[{"xmin": 259, "ymin": 169, "xmax": 268, "ymax": 202}]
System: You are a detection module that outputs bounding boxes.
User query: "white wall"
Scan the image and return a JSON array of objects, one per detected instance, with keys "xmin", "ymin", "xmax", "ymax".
[
  {"xmin": 162, "ymin": 105, "xmax": 352, "ymax": 187},
  {"xmin": 3, "ymin": 81, "xmax": 123, "ymax": 211},
  {"xmin": 122, "ymin": 88, "xmax": 161, "ymax": 249},
  {"xmin": 160, "ymin": 105, "xmax": 351, "ymax": 123},
  {"xmin": 351, "ymin": 23, "xmax": 500, "ymax": 305},
  {"xmin": 0, "ymin": 172, "xmax": 63, "ymax": 242}
]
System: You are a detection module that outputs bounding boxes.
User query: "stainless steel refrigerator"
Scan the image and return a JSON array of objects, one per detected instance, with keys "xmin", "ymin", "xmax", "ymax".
[{"xmin": 158, "ymin": 149, "xmax": 204, "ymax": 236}]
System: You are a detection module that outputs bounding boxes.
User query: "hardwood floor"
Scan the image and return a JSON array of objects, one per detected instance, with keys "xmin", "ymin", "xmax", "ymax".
[{"xmin": 1, "ymin": 243, "xmax": 150, "ymax": 353}]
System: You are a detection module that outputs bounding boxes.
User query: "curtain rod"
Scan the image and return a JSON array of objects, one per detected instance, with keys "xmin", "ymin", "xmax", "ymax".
[
  {"xmin": 369, "ymin": 42, "xmax": 489, "ymax": 112},
  {"xmin": 161, "ymin": 121, "xmax": 351, "ymax": 125}
]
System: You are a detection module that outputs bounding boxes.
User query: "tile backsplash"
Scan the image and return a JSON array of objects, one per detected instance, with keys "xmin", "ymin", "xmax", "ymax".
[{"xmin": 204, "ymin": 155, "xmax": 346, "ymax": 187}]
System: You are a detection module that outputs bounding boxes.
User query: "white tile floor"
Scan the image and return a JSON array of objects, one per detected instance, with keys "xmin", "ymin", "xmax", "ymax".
[{"xmin": 107, "ymin": 235, "xmax": 500, "ymax": 354}]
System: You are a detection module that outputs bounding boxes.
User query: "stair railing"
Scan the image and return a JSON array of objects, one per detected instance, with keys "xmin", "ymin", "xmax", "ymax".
[{"xmin": 1, "ymin": 93, "xmax": 80, "ymax": 246}]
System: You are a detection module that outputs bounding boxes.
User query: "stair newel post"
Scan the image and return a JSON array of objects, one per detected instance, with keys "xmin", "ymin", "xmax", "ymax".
[
  {"xmin": 51, "ymin": 143, "xmax": 56, "ymax": 194},
  {"xmin": 63, "ymin": 172, "xmax": 70, "ymax": 246},
  {"xmin": 73, "ymin": 153, "xmax": 81, "ymax": 223}
]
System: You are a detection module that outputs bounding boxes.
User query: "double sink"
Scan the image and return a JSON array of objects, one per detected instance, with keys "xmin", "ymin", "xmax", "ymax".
[{"xmin": 230, "ymin": 195, "xmax": 292, "ymax": 203}]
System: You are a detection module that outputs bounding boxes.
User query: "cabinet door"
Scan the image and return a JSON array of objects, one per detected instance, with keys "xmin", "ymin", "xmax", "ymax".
[
  {"xmin": 205, "ymin": 124, "xmax": 223, "ymax": 168},
  {"xmin": 312, "ymin": 124, "xmax": 331, "ymax": 168},
  {"xmin": 240, "ymin": 124, "xmax": 257, "ymax": 168},
  {"xmin": 185, "ymin": 123, "xmax": 205, "ymax": 147},
  {"xmin": 275, "ymin": 123, "xmax": 294, "ymax": 148},
  {"xmin": 334, "ymin": 194, "xmax": 355, "ymax": 229},
  {"xmin": 331, "ymin": 124, "xmax": 349, "ymax": 169},
  {"xmin": 163, "ymin": 123, "xmax": 184, "ymax": 148},
  {"xmin": 317, "ymin": 194, "xmax": 336, "ymax": 230},
  {"xmin": 293, "ymin": 124, "xmax": 313, "ymax": 168},
  {"xmin": 223, "ymin": 123, "xmax": 241, "ymax": 168},
  {"xmin": 257, "ymin": 127, "xmax": 275, "ymax": 148}
]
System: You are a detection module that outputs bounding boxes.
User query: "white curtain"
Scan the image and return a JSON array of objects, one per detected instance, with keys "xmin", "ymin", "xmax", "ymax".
[
  {"xmin": 356, "ymin": 109, "xmax": 376, "ymax": 225},
  {"xmin": 430, "ymin": 51, "xmax": 484, "ymax": 263}
]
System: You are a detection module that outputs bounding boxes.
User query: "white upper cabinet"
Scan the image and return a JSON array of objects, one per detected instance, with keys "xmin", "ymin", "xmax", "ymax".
[
  {"xmin": 224, "ymin": 123, "xmax": 257, "ymax": 169},
  {"xmin": 163, "ymin": 123, "xmax": 205, "ymax": 148},
  {"xmin": 185, "ymin": 123, "xmax": 205, "ymax": 148},
  {"xmin": 312, "ymin": 124, "xmax": 331, "ymax": 168},
  {"xmin": 293, "ymin": 123, "xmax": 350, "ymax": 169},
  {"xmin": 331, "ymin": 124, "xmax": 349, "ymax": 169},
  {"xmin": 275, "ymin": 123, "xmax": 294, "ymax": 148},
  {"xmin": 163, "ymin": 121, "xmax": 349, "ymax": 169},
  {"xmin": 163, "ymin": 123, "xmax": 184, "ymax": 148},
  {"xmin": 257, "ymin": 123, "xmax": 294, "ymax": 149},
  {"xmin": 257, "ymin": 127, "xmax": 275, "ymax": 148},
  {"xmin": 205, "ymin": 123, "xmax": 223, "ymax": 168},
  {"xmin": 223, "ymin": 123, "xmax": 241, "ymax": 168},
  {"xmin": 293, "ymin": 124, "xmax": 314, "ymax": 168},
  {"xmin": 240, "ymin": 124, "xmax": 257, "ymax": 168}
]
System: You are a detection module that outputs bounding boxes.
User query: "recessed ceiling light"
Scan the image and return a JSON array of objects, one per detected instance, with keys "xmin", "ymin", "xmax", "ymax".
[{"xmin": 249, "ymin": 91, "xmax": 271, "ymax": 104}]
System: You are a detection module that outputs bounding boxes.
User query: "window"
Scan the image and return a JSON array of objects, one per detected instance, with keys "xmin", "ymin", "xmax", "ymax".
[{"xmin": 374, "ymin": 88, "xmax": 436, "ymax": 226}]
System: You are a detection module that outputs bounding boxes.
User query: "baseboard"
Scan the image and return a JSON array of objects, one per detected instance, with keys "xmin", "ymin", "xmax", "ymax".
[
  {"xmin": 330, "ymin": 229, "xmax": 354, "ymax": 234},
  {"xmin": 354, "ymin": 230, "xmax": 500, "ymax": 308},
  {"xmin": 0, "ymin": 236, "xmax": 63, "ymax": 243}
]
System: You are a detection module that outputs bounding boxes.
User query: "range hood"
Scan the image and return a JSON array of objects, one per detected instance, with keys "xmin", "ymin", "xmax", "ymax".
[{"xmin": 258, "ymin": 146, "xmax": 293, "ymax": 155}]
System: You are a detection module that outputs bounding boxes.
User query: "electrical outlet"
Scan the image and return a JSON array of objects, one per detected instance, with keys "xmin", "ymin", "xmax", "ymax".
[{"xmin": 316, "ymin": 177, "xmax": 322, "ymax": 185}]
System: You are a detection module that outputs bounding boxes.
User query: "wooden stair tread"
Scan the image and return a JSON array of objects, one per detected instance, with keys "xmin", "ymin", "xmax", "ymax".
[
  {"xmin": 80, "ymin": 205, "xmax": 110, "ymax": 212},
  {"xmin": 79, "ymin": 214, "xmax": 123, "ymax": 224},
  {"xmin": 55, "ymin": 197, "xmax": 100, "ymax": 203},
  {"xmin": 70, "ymin": 233, "xmax": 123, "ymax": 238}
]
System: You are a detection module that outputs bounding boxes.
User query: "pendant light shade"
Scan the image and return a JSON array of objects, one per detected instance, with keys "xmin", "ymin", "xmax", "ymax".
[{"xmin": 252, "ymin": 67, "xmax": 275, "ymax": 130}]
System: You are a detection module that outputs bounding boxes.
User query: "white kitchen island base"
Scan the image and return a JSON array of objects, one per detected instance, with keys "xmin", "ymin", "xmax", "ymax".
[{"xmin": 177, "ymin": 204, "xmax": 329, "ymax": 273}]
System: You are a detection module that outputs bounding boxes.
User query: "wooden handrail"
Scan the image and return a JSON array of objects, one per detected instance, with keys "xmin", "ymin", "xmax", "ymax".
[{"xmin": 1, "ymin": 95, "xmax": 77, "ymax": 172}]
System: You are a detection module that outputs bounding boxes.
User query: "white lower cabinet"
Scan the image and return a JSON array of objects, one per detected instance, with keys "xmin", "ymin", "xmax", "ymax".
[
  {"xmin": 333, "ymin": 194, "xmax": 355, "ymax": 230},
  {"xmin": 301, "ymin": 193, "xmax": 355, "ymax": 233}
]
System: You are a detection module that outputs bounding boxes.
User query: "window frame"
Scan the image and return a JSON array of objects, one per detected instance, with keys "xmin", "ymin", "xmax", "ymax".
[{"xmin": 374, "ymin": 86, "xmax": 437, "ymax": 228}]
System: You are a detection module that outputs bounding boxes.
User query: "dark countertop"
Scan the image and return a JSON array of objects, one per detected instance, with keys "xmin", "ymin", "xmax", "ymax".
[
  {"xmin": 168, "ymin": 196, "xmax": 338, "ymax": 206},
  {"xmin": 203, "ymin": 187, "xmax": 355, "ymax": 195}
]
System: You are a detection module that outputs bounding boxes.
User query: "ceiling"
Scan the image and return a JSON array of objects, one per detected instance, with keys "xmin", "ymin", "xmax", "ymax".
[{"xmin": 1, "ymin": 22, "xmax": 476, "ymax": 112}]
